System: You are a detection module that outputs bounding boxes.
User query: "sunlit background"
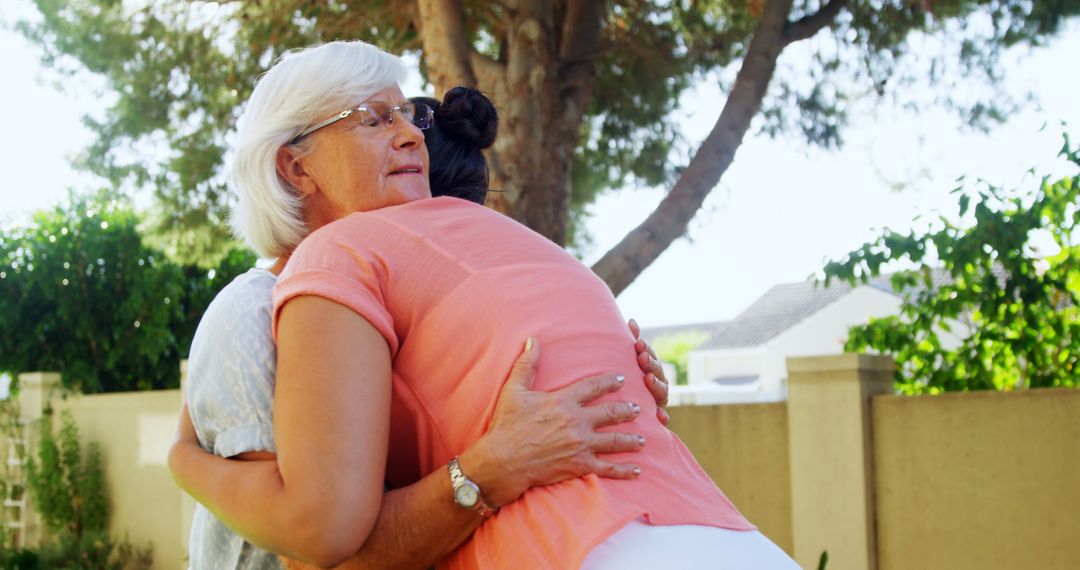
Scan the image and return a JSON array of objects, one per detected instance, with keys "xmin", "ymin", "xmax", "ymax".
[{"xmin": 2, "ymin": 3, "xmax": 1078, "ymax": 327}]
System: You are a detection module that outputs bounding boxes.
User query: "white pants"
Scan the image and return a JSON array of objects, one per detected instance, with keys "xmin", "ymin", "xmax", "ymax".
[{"xmin": 581, "ymin": 518, "xmax": 800, "ymax": 569}]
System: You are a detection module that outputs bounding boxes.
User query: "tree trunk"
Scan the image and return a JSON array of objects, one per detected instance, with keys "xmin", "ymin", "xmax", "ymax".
[
  {"xmin": 416, "ymin": 0, "xmax": 477, "ymax": 92},
  {"xmin": 486, "ymin": 1, "xmax": 572, "ymax": 245},
  {"xmin": 417, "ymin": 0, "xmax": 601, "ymax": 246},
  {"xmin": 417, "ymin": 0, "xmax": 842, "ymax": 292}
]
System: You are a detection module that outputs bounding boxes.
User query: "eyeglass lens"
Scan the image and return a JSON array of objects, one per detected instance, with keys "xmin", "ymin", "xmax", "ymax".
[{"xmin": 357, "ymin": 102, "xmax": 433, "ymax": 130}]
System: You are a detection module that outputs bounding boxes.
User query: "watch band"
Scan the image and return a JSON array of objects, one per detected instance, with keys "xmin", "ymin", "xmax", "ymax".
[{"xmin": 448, "ymin": 456, "xmax": 497, "ymax": 518}]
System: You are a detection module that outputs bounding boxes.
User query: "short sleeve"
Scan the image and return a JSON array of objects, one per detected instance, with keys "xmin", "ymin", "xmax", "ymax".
[
  {"xmin": 186, "ymin": 271, "xmax": 278, "ymax": 457},
  {"xmin": 273, "ymin": 215, "xmax": 400, "ymax": 355}
]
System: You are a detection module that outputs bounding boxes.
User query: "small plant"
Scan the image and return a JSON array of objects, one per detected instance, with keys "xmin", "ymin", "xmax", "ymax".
[
  {"xmin": 0, "ymin": 396, "xmax": 29, "ymax": 563},
  {"xmin": 652, "ymin": 331, "xmax": 710, "ymax": 386},
  {"xmin": 24, "ymin": 409, "xmax": 151, "ymax": 569}
]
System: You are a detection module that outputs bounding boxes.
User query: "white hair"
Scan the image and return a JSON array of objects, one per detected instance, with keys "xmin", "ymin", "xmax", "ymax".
[{"xmin": 228, "ymin": 40, "xmax": 408, "ymax": 259}]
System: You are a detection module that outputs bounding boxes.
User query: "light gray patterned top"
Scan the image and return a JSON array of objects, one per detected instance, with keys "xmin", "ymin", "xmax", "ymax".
[{"xmin": 186, "ymin": 268, "xmax": 283, "ymax": 570}]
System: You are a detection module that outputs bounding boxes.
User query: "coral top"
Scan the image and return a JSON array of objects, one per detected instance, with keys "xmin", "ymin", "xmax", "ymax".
[{"xmin": 274, "ymin": 197, "xmax": 753, "ymax": 569}]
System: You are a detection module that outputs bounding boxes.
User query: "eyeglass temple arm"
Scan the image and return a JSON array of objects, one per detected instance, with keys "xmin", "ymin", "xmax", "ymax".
[{"xmin": 294, "ymin": 109, "xmax": 355, "ymax": 142}]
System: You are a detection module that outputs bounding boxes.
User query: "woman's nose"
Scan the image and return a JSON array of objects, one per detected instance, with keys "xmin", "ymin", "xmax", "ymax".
[{"xmin": 391, "ymin": 115, "xmax": 424, "ymax": 149}]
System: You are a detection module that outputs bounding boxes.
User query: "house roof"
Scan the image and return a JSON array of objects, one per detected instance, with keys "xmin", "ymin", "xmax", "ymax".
[
  {"xmin": 697, "ymin": 265, "xmax": 1010, "ymax": 350},
  {"xmin": 639, "ymin": 321, "xmax": 731, "ymax": 344},
  {"xmin": 696, "ymin": 279, "xmax": 863, "ymax": 350}
]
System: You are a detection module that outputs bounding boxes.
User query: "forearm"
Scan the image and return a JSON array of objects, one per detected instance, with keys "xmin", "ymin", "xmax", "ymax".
[
  {"xmin": 320, "ymin": 471, "xmax": 479, "ymax": 570},
  {"xmin": 282, "ymin": 441, "xmax": 505, "ymax": 570},
  {"xmin": 358, "ymin": 475, "xmax": 479, "ymax": 569},
  {"xmin": 169, "ymin": 441, "xmax": 355, "ymax": 565}
]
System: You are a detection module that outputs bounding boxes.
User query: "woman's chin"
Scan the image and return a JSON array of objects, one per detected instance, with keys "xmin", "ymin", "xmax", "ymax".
[{"xmin": 386, "ymin": 178, "xmax": 432, "ymax": 204}]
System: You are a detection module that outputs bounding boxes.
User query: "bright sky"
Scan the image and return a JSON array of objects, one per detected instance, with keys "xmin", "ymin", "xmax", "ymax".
[{"xmin": 2, "ymin": 6, "xmax": 1078, "ymax": 328}]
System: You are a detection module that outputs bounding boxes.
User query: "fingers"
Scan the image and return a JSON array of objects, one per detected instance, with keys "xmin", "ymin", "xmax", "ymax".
[
  {"xmin": 644, "ymin": 372, "xmax": 669, "ymax": 410},
  {"xmin": 657, "ymin": 406, "xmax": 671, "ymax": 426},
  {"xmin": 586, "ymin": 399, "xmax": 641, "ymax": 428},
  {"xmin": 588, "ymin": 431, "xmax": 646, "ymax": 454},
  {"xmin": 636, "ymin": 347, "xmax": 661, "ymax": 376},
  {"xmin": 627, "ymin": 318, "xmax": 641, "ymax": 340},
  {"xmin": 504, "ymin": 337, "xmax": 541, "ymax": 391},
  {"xmin": 589, "ymin": 459, "xmax": 642, "ymax": 480},
  {"xmin": 563, "ymin": 372, "xmax": 626, "ymax": 405},
  {"xmin": 634, "ymin": 338, "xmax": 664, "ymax": 380},
  {"xmin": 628, "ymin": 318, "xmax": 658, "ymax": 363}
]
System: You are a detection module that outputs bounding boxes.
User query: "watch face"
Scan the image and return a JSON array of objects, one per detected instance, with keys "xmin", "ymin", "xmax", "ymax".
[{"xmin": 455, "ymin": 482, "xmax": 480, "ymax": 508}]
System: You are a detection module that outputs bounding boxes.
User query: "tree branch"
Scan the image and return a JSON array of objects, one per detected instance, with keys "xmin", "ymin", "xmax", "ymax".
[
  {"xmin": 591, "ymin": 0, "xmax": 795, "ymax": 295},
  {"xmin": 417, "ymin": 0, "xmax": 478, "ymax": 93},
  {"xmin": 783, "ymin": 0, "xmax": 848, "ymax": 45},
  {"xmin": 471, "ymin": 51, "xmax": 506, "ymax": 92}
]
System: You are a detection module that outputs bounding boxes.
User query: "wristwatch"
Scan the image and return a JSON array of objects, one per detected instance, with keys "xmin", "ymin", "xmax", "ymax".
[{"xmin": 448, "ymin": 456, "xmax": 497, "ymax": 518}]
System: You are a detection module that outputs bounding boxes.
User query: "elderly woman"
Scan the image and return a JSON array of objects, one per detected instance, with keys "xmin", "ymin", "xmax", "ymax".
[
  {"xmin": 173, "ymin": 61, "xmax": 670, "ymax": 570},
  {"xmin": 172, "ymin": 40, "xmax": 797, "ymax": 569}
]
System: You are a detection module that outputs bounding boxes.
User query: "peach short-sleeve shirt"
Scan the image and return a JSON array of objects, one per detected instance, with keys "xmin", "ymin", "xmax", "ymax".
[{"xmin": 274, "ymin": 197, "xmax": 752, "ymax": 569}]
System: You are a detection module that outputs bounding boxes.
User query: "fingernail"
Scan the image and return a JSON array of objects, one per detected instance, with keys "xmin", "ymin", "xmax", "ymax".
[
  {"xmin": 525, "ymin": 337, "xmax": 534, "ymax": 351},
  {"xmin": 631, "ymin": 403, "xmax": 640, "ymax": 414},
  {"xmin": 633, "ymin": 467, "xmax": 641, "ymax": 476},
  {"xmin": 615, "ymin": 374, "xmax": 625, "ymax": 384},
  {"xmin": 653, "ymin": 376, "xmax": 663, "ymax": 386},
  {"xmin": 637, "ymin": 435, "xmax": 646, "ymax": 446}
]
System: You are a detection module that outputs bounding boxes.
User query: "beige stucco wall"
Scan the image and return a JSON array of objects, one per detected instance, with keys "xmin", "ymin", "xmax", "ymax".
[
  {"xmin": 873, "ymin": 388, "xmax": 1080, "ymax": 570},
  {"xmin": 667, "ymin": 402, "xmax": 793, "ymax": 555},
  {"xmin": 13, "ymin": 360, "xmax": 1078, "ymax": 570},
  {"xmin": 786, "ymin": 354, "xmax": 893, "ymax": 570},
  {"xmin": 54, "ymin": 389, "xmax": 187, "ymax": 569}
]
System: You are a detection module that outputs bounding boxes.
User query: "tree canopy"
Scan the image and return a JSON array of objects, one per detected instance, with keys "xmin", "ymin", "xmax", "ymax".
[
  {"xmin": 18, "ymin": 0, "xmax": 1080, "ymax": 292},
  {"xmin": 822, "ymin": 136, "xmax": 1080, "ymax": 393},
  {"xmin": 0, "ymin": 192, "xmax": 255, "ymax": 393}
]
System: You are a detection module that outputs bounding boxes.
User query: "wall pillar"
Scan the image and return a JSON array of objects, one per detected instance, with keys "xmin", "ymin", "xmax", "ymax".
[
  {"xmin": 15, "ymin": 372, "xmax": 61, "ymax": 549},
  {"xmin": 786, "ymin": 354, "xmax": 893, "ymax": 570},
  {"xmin": 17, "ymin": 373, "xmax": 59, "ymax": 423}
]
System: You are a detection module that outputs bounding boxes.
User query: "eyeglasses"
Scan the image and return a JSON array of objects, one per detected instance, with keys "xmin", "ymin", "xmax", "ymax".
[{"xmin": 291, "ymin": 101, "xmax": 434, "ymax": 143}]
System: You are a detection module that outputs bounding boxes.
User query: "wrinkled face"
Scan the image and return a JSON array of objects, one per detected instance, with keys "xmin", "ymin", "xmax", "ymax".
[{"xmin": 298, "ymin": 85, "xmax": 431, "ymax": 229}]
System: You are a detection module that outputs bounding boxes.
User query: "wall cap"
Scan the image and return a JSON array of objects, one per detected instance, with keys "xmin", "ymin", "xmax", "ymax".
[
  {"xmin": 17, "ymin": 372, "xmax": 62, "ymax": 387},
  {"xmin": 787, "ymin": 353, "xmax": 895, "ymax": 374}
]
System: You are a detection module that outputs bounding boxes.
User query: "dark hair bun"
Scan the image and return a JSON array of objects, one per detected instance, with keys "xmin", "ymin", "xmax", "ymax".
[{"xmin": 436, "ymin": 87, "xmax": 498, "ymax": 149}]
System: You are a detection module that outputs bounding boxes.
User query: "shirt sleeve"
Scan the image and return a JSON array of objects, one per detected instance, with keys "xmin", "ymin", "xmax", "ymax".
[
  {"xmin": 272, "ymin": 216, "xmax": 400, "ymax": 356},
  {"xmin": 186, "ymin": 273, "xmax": 278, "ymax": 457}
]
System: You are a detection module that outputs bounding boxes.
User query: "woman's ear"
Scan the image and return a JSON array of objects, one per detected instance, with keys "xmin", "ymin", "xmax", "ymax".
[{"xmin": 276, "ymin": 146, "xmax": 316, "ymax": 197}]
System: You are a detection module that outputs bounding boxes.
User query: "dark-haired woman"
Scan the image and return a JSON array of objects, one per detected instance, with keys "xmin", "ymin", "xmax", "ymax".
[
  {"xmin": 171, "ymin": 53, "xmax": 671, "ymax": 570},
  {"xmin": 171, "ymin": 40, "xmax": 797, "ymax": 569},
  {"xmin": 408, "ymin": 95, "xmax": 492, "ymax": 206}
]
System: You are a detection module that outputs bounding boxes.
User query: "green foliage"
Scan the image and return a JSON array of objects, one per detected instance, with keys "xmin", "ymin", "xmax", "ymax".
[
  {"xmin": 22, "ymin": 410, "xmax": 152, "ymax": 569},
  {"xmin": 15, "ymin": 1, "xmax": 1078, "ymax": 255},
  {"xmin": 0, "ymin": 547, "xmax": 41, "ymax": 569},
  {"xmin": 27, "ymin": 411, "xmax": 103, "ymax": 537},
  {"xmin": 822, "ymin": 136, "xmax": 1080, "ymax": 393},
  {"xmin": 0, "ymin": 191, "xmax": 257, "ymax": 393},
  {"xmin": 0, "ymin": 398, "xmax": 27, "ymax": 553},
  {"xmin": 652, "ymin": 331, "xmax": 711, "ymax": 386}
]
